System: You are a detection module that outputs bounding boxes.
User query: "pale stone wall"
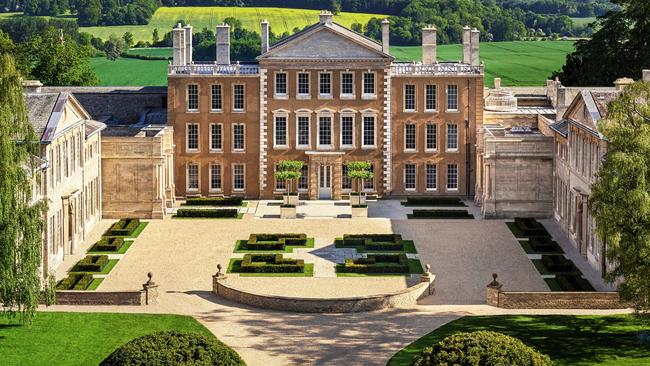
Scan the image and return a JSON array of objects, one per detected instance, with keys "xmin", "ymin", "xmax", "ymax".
[
  {"xmin": 55, "ymin": 289, "xmax": 150, "ymax": 305},
  {"xmin": 487, "ymin": 286, "xmax": 625, "ymax": 309}
]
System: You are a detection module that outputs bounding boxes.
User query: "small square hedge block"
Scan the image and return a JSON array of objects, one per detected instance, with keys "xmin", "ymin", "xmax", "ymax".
[
  {"xmin": 244, "ymin": 233, "xmax": 307, "ymax": 250},
  {"xmin": 408, "ymin": 209, "xmax": 474, "ymax": 219},
  {"xmin": 239, "ymin": 253, "xmax": 305, "ymax": 273},
  {"xmin": 184, "ymin": 196, "xmax": 243, "ymax": 206},
  {"xmin": 56, "ymin": 274, "xmax": 94, "ymax": 290},
  {"xmin": 174, "ymin": 208, "xmax": 239, "ymax": 218},
  {"xmin": 338, "ymin": 254, "xmax": 410, "ymax": 274},
  {"xmin": 91, "ymin": 237, "xmax": 125, "ymax": 252},
  {"xmin": 71, "ymin": 255, "xmax": 109, "ymax": 272},
  {"xmin": 341, "ymin": 234, "xmax": 404, "ymax": 251},
  {"xmin": 106, "ymin": 218, "xmax": 140, "ymax": 236}
]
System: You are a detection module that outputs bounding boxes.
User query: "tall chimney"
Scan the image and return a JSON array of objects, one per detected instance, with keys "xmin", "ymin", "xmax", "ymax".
[
  {"xmin": 261, "ymin": 19, "xmax": 269, "ymax": 54},
  {"xmin": 462, "ymin": 26, "xmax": 471, "ymax": 64},
  {"xmin": 319, "ymin": 10, "xmax": 333, "ymax": 25},
  {"xmin": 216, "ymin": 23, "xmax": 231, "ymax": 65},
  {"xmin": 556, "ymin": 86, "xmax": 567, "ymax": 121},
  {"xmin": 422, "ymin": 25, "xmax": 436, "ymax": 64},
  {"xmin": 470, "ymin": 28, "xmax": 480, "ymax": 66},
  {"xmin": 381, "ymin": 19, "xmax": 390, "ymax": 54},
  {"xmin": 184, "ymin": 24, "xmax": 192, "ymax": 65},
  {"xmin": 643, "ymin": 69, "xmax": 650, "ymax": 82},
  {"xmin": 172, "ymin": 23, "xmax": 185, "ymax": 66}
]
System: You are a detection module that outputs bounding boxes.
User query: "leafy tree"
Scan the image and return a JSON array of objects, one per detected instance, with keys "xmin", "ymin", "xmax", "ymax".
[
  {"xmin": 330, "ymin": 0, "xmax": 342, "ymax": 15},
  {"xmin": 553, "ymin": 0, "xmax": 650, "ymax": 85},
  {"xmin": 76, "ymin": 0, "xmax": 102, "ymax": 26},
  {"xmin": 589, "ymin": 81, "xmax": 650, "ymax": 312},
  {"xmin": 346, "ymin": 161, "xmax": 373, "ymax": 194},
  {"xmin": 122, "ymin": 31, "xmax": 134, "ymax": 48},
  {"xmin": 0, "ymin": 53, "xmax": 53, "ymax": 324},
  {"xmin": 152, "ymin": 28, "xmax": 159, "ymax": 43},
  {"xmin": 275, "ymin": 160, "xmax": 303, "ymax": 196},
  {"xmin": 104, "ymin": 34, "xmax": 126, "ymax": 61}
]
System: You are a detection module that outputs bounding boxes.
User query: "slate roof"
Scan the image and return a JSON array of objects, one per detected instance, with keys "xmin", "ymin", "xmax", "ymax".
[
  {"xmin": 24, "ymin": 93, "xmax": 59, "ymax": 139},
  {"xmin": 549, "ymin": 120, "xmax": 569, "ymax": 137},
  {"xmin": 590, "ymin": 90, "xmax": 620, "ymax": 118},
  {"xmin": 85, "ymin": 120, "xmax": 106, "ymax": 138}
]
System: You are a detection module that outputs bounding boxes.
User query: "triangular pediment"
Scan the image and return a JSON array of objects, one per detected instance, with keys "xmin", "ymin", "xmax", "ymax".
[{"xmin": 259, "ymin": 25, "xmax": 392, "ymax": 61}]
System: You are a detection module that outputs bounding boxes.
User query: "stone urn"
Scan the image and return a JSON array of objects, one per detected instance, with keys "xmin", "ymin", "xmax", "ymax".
[{"xmin": 280, "ymin": 204, "xmax": 297, "ymax": 219}]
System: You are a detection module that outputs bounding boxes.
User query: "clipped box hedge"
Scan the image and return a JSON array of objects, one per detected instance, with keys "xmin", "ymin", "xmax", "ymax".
[
  {"xmin": 106, "ymin": 218, "xmax": 140, "ymax": 236},
  {"xmin": 409, "ymin": 209, "xmax": 474, "ymax": 219},
  {"xmin": 91, "ymin": 237, "xmax": 125, "ymax": 252},
  {"xmin": 72, "ymin": 255, "xmax": 109, "ymax": 272},
  {"xmin": 514, "ymin": 217, "xmax": 549, "ymax": 237},
  {"xmin": 175, "ymin": 208, "xmax": 239, "ymax": 218},
  {"xmin": 528, "ymin": 236, "xmax": 563, "ymax": 253},
  {"xmin": 245, "ymin": 233, "xmax": 307, "ymax": 250},
  {"xmin": 342, "ymin": 234, "xmax": 404, "ymax": 251},
  {"xmin": 240, "ymin": 253, "xmax": 305, "ymax": 273},
  {"xmin": 339, "ymin": 254, "xmax": 410, "ymax": 274},
  {"xmin": 541, "ymin": 255, "xmax": 579, "ymax": 274},
  {"xmin": 555, "ymin": 274, "xmax": 595, "ymax": 291},
  {"xmin": 56, "ymin": 274, "xmax": 94, "ymax": 290},
  {"xmin": 184, "ymin": 197, "xmax": 243, "ymax": 206},
  {"xmin": 404, "ymin": 196, "xmax": 465, "ymax": 206}
]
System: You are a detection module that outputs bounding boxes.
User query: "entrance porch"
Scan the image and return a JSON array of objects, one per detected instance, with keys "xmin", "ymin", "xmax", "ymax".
[{"xmin": 306, "ymin": 151, "xmax": 344, "ymax": 200}]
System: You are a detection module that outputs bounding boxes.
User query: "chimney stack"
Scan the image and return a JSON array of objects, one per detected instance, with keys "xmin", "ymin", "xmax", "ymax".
[
  {"xmin": 462, "ymin": 26, "xmax": 471, "ymax": 64},
  {"xmin": 381, "ymin": 19, "xmax": 390, "ymax": 54},
  {"xmin": 319, "ymin": 10, "xmax": 333, "ymax": 25},
  {"xmin": 421, "ymin": 25, "xmax": 436, "ymax": 64},
  {"xmin": 494, "ymin": 78, "xmax": 501, "ymax": 89},
  {"xmin": 614, "ymin": 77, "xmax": 634, "ymax": 91},
  {"xmin": 261, "ymin": 19, "xmax": 269, "ymax": 54},
  {"xmin": 184, "ymin": 24, "xmax": 193, "ymax": 64},
  {"xmin": 23, "ymin": 80, "xmax": 43, "ymax": 93},
  {"xmin": 643, "ymin": 69, "xmax": 650, "ymax": 82},
  {"xmin": 172, "ymin": 23, "xmax": 185, "ymax": 66},
  {"xmin": 556, "ymin": 85, "xmax": 567, "ymax": 121},
  {"xmin": 216, "ymin": 23, "xmax": 231, "ymax": 65},
  {"xmin": 470, "ymin": 28, "xmax": 480, "ymax": 66}
]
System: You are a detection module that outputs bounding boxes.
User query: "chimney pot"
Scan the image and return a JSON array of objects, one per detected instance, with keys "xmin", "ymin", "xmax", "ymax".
[
  {"xmin": 319, "ymin": 10, "xmax": 333, "ymax": 25},
  {"xmin": 614, "ymin": 77, "xmax": 634, "ymax": 91},
  {"xmin": 22, "ymin": 80, "xmax": 43, "ymax": 93}
]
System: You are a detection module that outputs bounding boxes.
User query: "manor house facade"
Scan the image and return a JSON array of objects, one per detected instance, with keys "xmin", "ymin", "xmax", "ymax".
[{"xmin": 168, "ymin": 12, "xmax": 484, "ymax": 200}]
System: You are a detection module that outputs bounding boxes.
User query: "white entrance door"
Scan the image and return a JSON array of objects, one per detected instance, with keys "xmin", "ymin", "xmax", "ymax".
[{"xmin": 318, "ymin": 165, "xmax": 332, "ymax": 200}]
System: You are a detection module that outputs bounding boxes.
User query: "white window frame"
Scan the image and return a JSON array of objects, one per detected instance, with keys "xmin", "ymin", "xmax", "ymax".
[
  {"xmin": 210, "ymin": 84, "xmax": 223, "ymax": 112},
  {"xmin": 447, "ymin": 84, "xmax": 458, "ymax": 112},
  {"xmin": 446, "ymin": 123, "xmax": 458, "ymax": 152},
  {"xmin": 425, "ymin": 163, "xmax": 437, "ymax": 191},
  {"xmin": 295, "ymin": 110, "xmax": 311, "ymax": 149},
  {"xmin": 404, "ymin": 84, "xmax": 416, "ymax": 112},
  {"xmin": 339, "ymin": 111, "xmax": 355, "ymax": 149},
  {"xmin": 298, "ymin": 164, "xmax": 309, "ymax": 191},
  {"xmin": 425, "ymin": 123, "xmax": 437, "ymax": 152},
  {"xmin": 318, "ymin": 71, "xmax": 332, "ymax": 99},
  {"xmin": 296, "ymin": 72, "xmax": 310, "ymax": 99},
  {"xmin": 274, "ymin": 71, "xmax": 288, "ymax": 99},
  {"xmin": 404, "ymin": 163, "xmax": 416, "ymax": 191},
  {"xmin": 232, "ymin": 123, "xmax": 245, "ymax": 152},
  {"xmin": 186, "ymin": 123, "xmax": 199, "ymax": 152},
  {"xmin": 340, "ymin": 71, "xmax": 355, "ymax": 99},
  {"xmin": 209, "ymin": 123, "xmax": 223, "ymax": 152},
  {"xmin": 342, "ymin": 164, "xmax": 352, "ymax": 192},
  {"xmin": 187, "ymin": 84, "xmax": 199, "ymax": 112},
  {"xmin": 317, "ymin": 112, "xmax": 333, "ymax": 149},
  {"xmin": 362, "ymin": 71, "xmax": 376, "ymax": 99},
  {"xmin": 404, "ymin": 123, "xmax": 416, "ymax": 152},
  {"xmin": 361, "ymin": 113, "xmax": 377, "ymax": 149},
  {"xmin": 232, "ymin": 163, "xmax": 245, "ymax": 192},
  {"xmin": 447, "ymin": 163, "xmax": 458, "ymax": 191},
  {"xmin": 209, "ymin": 163, "xmax": 222, "ymax": 192},
  {"xmin": 364, "ymin": 163, "xmax": 375, "ymax": 192},
  {"xmin": 273, "ymin": 111, "xmax": 289, "ymax": 148},
  {"xmin": 186, "ymin": 163, "xmax": 199, "ymax": 192},
  {"xmin": 425, "ymin": 84, "xmax": 437, "ymax": 112},
  {"xmin": 233, "ymin": 84, "xmax": 245, "ymax": 112}
]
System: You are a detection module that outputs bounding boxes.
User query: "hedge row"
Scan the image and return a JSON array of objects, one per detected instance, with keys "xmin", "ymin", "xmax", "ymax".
[
  {"xmin": 56, "ymin": 274, "xmax": 94, "ymax": 290},
  {"xmin": 404, "ymin": 196, "xmax": 466, "ymax": 206},
  {"xmin": 240, "ymin": 253, "xmax": 305, "ymax": 273},
  {"xmin": 541, "ymin": 255, "xmax": 579, "ymax": 274},
  {"xmin": 71, "ymin": 255, "xmax": 109, "ymax": 272},
  {"xmin": 555, "ymin": 274, "xmax": 595, "ymax": 291},
  {"xmin": 528, "ymin": 236, "xmax": 563, "ymax": 253},
  {"xmin": 184, "ymin": 197, "xmax": 243, "ymax": 206},
  {"xmin": 342, "ymin": 234, "xmax": 404, "ymax": 251},
  {"xmin": 245, "ymin": 233, "xmax": 307, "ymax": 250},
  {"xmin": 91, "ymin": 237, "xmax": 125, "ymax": 252},
  {"xmin": 121, "ymin": 52, "xmax": 171, "ymax": 61},
  {"xmin": 408, "ymin": 209, "xmax": 474, "ymax": 219},
  {"xmin": 514, "ymin": 217, "xmax": 549, "ymax": 237},
  {"xmin": 106, "ymin": 218, "xmax": 140, "ymax": 236},
  {"xmin": 175, "ymin": 208, "xmax": 239, "ymax": 218},
  {"xmin": 339, "ymin": 254, "xmax": 410, "ymax": 274}
]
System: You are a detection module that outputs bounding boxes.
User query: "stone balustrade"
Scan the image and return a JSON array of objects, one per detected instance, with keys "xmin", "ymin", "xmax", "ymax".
[
  {"xmin": 168, "ymin": 63, "xmax": 260, "ymax": 75},
  {"xmin": 391, "ymin": 62, "xmax": 483, "ymax": 76}
]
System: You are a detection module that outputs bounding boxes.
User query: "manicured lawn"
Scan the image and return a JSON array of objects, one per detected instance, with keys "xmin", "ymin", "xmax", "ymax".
[
  {"xmin": 335, "ymin": 259, "xmax": 424, "ymax": 277},
  {"xmin": 126, "ymin": 47, "xmax": 172, "ymax": 58},
  {"xmin": 233, "ymin": 237, "xmax": 315, "ymax": 253},
  {"xmin": 0, "ymin": 312, "xmax": 214, "ymax": 366},
  {"xmin": 86, "ymin": 277, "xmax": 104, "ymax": 290},
  {"xmin": 334, "ymin": 238, "xmax": 418, "ymax": 254},
  {"xmin": 127, "ymin": 221, "xmax": 149, "ymax": 238},
  {"xmin": 88, "ymin": 240, "xmax": 134, "ymax": 255},
  {"xmin": 388, "ymin": 315, "xmax": 650, "ymax": 366},
  {"xmin": 70, "ymin": 259, "xmax": 119, "ymax": 275},
  {"xmin": 90, "ymin": 57, "xmax": 168, "ymax": 86},
  {"xmin": 227, "ymin": 258, "xmax": 314, "ymax": 277}
]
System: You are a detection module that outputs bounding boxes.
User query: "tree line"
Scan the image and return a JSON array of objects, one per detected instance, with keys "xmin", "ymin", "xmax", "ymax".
[{"xmin": 496, "ymin": 0, "xmax": 617, "ymax": 18}]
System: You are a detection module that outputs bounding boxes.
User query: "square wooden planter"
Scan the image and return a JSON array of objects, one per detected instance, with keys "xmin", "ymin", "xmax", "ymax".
[
  {"xmin": 280, "ymin": 205, "xmax": 297, "ymax": 219},
  {"xmin": 350, "ymin": 193, "xmax": 367, "ymax": 206},
  {"xmin": 283, "ymin": 194, "xmax": 300, "ymax": 206}
]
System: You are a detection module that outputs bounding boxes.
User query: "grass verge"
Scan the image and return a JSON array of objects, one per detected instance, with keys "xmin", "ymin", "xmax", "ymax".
[{"xmin": 86, "ymin": 277, "xmax": 104, "ymax": 291}]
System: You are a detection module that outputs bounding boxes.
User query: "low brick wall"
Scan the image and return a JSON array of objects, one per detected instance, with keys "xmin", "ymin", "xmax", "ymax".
[
  {"xmin": 213, "ymin": 275, "xmax": 435, "ymax": 313},
  {"xmin": 55, "ymin": 290, "xmax": 146, "ymax": 306},
  {"xmin": 487, "ymin": 286, "xmax": 626, "ymax": 309}
]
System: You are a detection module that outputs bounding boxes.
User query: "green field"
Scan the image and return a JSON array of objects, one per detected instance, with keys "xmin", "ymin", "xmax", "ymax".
[
  {"xmin": 571, "ymin": 16, "xmax": 598, "ymax": 26},
  {"xmin": 388, "ymin": 315, "xmax": 650, "ymax": 366},
  {"xmin": 94, "ymin": 41, "xmax": 574, "ymax": 87},
  {"xmin": 0, "ymin": 312, "xmax": 214, "ymax": 365},
  {"xmin": 78, "ymin": 6, "xmax": 385, "ymax": 43}
]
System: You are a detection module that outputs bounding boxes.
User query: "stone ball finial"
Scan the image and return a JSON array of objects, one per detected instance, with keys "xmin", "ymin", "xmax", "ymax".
[
  {"xmin": 488, "ymin": 273, "xmax": 502, "ymax": 289},
  {"xmin": 216, "ymin": 264, "xmax": 222, "ymax": 277},
  {"xmin": 492, "ymin": 273, "xmax": 498, "ymax": 281},
  {"xmin": 147, "ymin": 272, "xmax": 153, "ymax": 279}
]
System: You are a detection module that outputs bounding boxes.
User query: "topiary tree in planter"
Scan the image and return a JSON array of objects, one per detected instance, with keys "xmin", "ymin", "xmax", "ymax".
[
  {"xmin": 100, "ymin": 330, "xmax": 245, "ymax": 366},
  {"xmin": 412, "ymin": 330, "xmax": 552, "ymax": 366},
  {"xmin": 275, "ymin": 160, "xmax": 303, "ymax": 206},
  {"xmin": 346, "ymin": 161, "xmax": 373, "ymax": 206}
]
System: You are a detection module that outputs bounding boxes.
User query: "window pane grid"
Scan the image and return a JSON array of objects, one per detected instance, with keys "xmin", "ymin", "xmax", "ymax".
[
  {"xmin": 405, "ymin": 85, "xmax": 416, "ymax": 111},
  {"xmin": 298, "ymin": 165, "xmax": 308, "ymax": 190},
  {"xmin": 233, "ymin": 84, "xmax": 245, "ymax": 110},
  {"xmin": 187, "ymin": 124, "xmax": 198, "ymax": 150},
  {"xmin": 233, "ymin": 124, "xmax": 245, "ymax": 150},
  {"xmin": 210, "ymin": 164, "xmax": 221, "ymax": 190},
  {"xmin": 363, "ymin": 72, "xmax": 375, "ymax": 95},
  {"xmin": 275, "ymin": 116, "xmax": 287, "ymax": 146},
  {"xmin": 341, "ymin": 116, "xmax": 353, "ymax": 146},
  {"xmin": 211, "ymin": 84, "xmax": 222, "ymax": 110},
  {"xmin": 341, "ymin": 73, "xmax": 353, "ymax": 95},
  {"xmin": 426, "ymin": 164, "xmax": 437, "ymax": 190},
  {"xmin": 364, "ymin": 164, "xmax": 374, "ymax": 190},
  {"xmin": 319, "ymin": 73, "xmax": 331, "ymax": 95},
  {"xmin": 298, "ymin": 73, "xmax": 310, "ymax": 95},
  {"xmin": 233, "ymin": 164, "xmax": 245, "ymax": 190},
  {"xmin": 405, "ymin": 164, "xmax": 416, "ymax": 190},
  {"xmin": 319, "ymin": 116, "xmax": 332, "ymax": 146},
  {"xmin": 405, "ymin": 124, "xmax": 416, "ymax": 150},
  {"xmin": 188, "ymin": 84, "xmax": 198, "ymax": 111},
  {"xmin": 447, "ymin": 85, "xmax": 458, "ymax": 111},
  {"xmin": 342, "ymin": 165, "xmax": 352, "ymax": 190},
  {"xmin": 275, "ymin": 73, "xmax": 287, "ymax": 95},
  {"xmin": 297, "ymin": 116, "xmax": 310, "ymax": 146},
  {"xmin": 447, "ymin": 164, "xmax": 458, "ymax": 190},
  {"xmin": 187, "ymin": 164, "xmax": 198, "ymax": 190},
  {"xmin": 363, "ymin": 116, "xmax": 375, "ymax": 147},
  {"xmin": 425, "ymin": 85, "xmax": 437, "ymax": 110},
  {"xmin": 426, "ymin": 124, "xmax": 437, "ymax": 150},
  {"xmin": 447, "ymin": 124, "xmax": 458, "ymax": 150},
  {"xmin": 211, "ymin": 124, "xmax": 222, "ymax": 150}
]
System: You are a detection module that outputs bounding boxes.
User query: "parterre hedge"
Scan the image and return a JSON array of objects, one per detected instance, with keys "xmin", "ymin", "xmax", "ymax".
[
  {"xmin": 555, "ymin": 274, "xmax": 595, "ymax": 291},
  {"xmin": 239, "ymin": 254, "xmax": 304, "ymax": 273},
  {"xmin": 245, "ymin": 233, "xmax": 307, "ymax": 250},
  {"xmin": 541, "ymin": 255, "xmax": 579, "ymax": 274},
  {"xmin": 342, "ymin": 234, "xmax": 404, "ymax": 251},
  {"xmin": 56, "ymin": 274, "xmax": 94, "ymax": 290},
  {"xmin": 403, "ymin": 196, "xmax": 466, "ymax": 207},
  {"xmin": 184, "ymin": 197, "xmax": 243, "ymax": 206},
  {"xmin": 71, "ymin": 255, "xmax": 109, "ymax": 272},
  {"xmin": 528, "ymin": 236, "xmax": 563, "ymax": 253},
  {"xmin": 106, "ymin": 218, "xmax": 140, "ymax": 236},
  {"xmin": 91, "ymin": 237, "xmax": 125, "ymax": 252},
  {"xmin": 408, "ymin": 209, "xmax": 474, "ymax": 219},
  {"xmin": 175, "ymin": 208, "xmax": 239, "ymax": 218},
  {"xmin": 339, "ymin": 254, "xmax": 410, "ymax": 274},
  {"xmin": 514, "ymin": 217, "xmax": 549, "ymax": 236}
]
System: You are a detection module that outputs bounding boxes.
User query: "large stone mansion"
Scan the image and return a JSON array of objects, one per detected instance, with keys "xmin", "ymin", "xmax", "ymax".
[{"xmin": 21, "ymin": 12, "xmax": 650, "ymax": 279}]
